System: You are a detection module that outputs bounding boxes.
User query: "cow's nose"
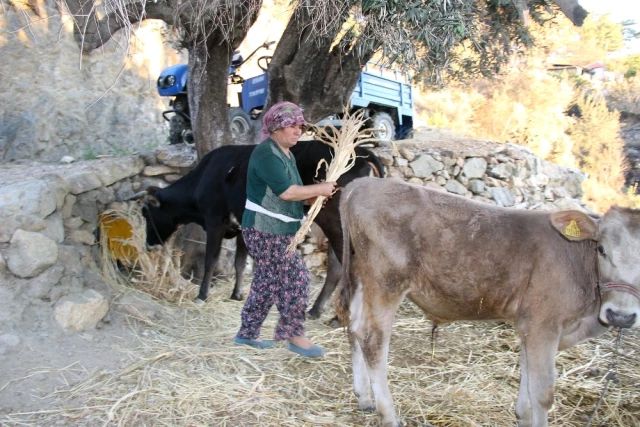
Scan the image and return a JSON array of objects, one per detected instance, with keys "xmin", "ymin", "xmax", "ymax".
[{"xmin": 606, "ymin": 309, "xmax": 637, "ymax": 328}]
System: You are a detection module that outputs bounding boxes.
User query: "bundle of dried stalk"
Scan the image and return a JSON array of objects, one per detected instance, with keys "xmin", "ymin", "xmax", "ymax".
[
  {"xmin": 99, "ymin": 206, "xmax": 197, "ymax": 304},
  {"xmin": 287, "ymin": 109, "xmax": 381, "ymax": 253}
]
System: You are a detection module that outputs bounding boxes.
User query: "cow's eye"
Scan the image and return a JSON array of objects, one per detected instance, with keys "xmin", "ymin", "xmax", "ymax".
[{"xmin": 597, "ymin": 245, "xmax": 606, "ymax": 256}]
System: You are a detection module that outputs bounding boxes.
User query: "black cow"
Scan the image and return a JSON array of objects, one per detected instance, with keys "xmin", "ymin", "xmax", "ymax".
[{"xmin": 135, "ymin": 140, "xmax": 384, "ymax": 317}]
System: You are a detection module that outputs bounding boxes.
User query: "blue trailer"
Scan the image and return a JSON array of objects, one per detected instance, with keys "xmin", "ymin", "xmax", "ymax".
[
  {"xmin": 316, "ymin": 63, "xmax": 414, "ymax": 140},
  {"xmin": 157, "ymin": 58, "xmax": 414, "ymax": 144}
]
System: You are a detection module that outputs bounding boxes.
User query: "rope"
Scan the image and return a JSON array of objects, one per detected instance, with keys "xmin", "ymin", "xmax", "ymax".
[{"xmin": 585, "ymin": 328, "xmax": 624, "ymax": 427}]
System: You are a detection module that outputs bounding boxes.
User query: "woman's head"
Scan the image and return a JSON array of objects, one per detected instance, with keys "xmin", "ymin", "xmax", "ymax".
[{"xmin": 261, "ymin": 101, "xmax": 306, "ymax": 142}]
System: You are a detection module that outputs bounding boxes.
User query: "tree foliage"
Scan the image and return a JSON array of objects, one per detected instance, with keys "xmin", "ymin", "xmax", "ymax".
[{"xmin": 60, "ymin": 0, "xmax": 589, "ymax": 155}]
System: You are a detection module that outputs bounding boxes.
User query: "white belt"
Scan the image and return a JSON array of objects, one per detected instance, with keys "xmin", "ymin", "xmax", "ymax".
[{"xmin": 245, "ymin": 199, "xmax": 305, "ymax": 223}]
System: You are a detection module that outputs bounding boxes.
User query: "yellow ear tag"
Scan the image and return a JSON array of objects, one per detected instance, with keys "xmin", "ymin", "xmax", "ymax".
[{"xmin": 565, "ymin": 220, "xmax": 581, "ymax": 238}]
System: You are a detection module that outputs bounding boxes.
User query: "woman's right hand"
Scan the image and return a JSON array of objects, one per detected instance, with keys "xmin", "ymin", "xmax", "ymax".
[{"xmin": 316, "ymin": 181, "xmax": 337, "ymax": 198}]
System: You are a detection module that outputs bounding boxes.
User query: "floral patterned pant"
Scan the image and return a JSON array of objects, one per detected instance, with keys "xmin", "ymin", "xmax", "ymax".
[{"xmin": 237, "ymin": 228, "xmax": 310, "ymax": 341}]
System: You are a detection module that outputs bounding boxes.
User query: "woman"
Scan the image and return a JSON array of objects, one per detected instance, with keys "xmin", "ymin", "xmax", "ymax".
[{"xmin": 234, "ymin": 101, "xmax": 336, "ymax": 358}]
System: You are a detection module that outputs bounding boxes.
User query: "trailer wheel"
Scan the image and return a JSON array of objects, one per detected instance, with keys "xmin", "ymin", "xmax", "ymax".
[
  {"xmin": 371, "ymin": 112, "xmax": 396, "ymax": 141},
  {"xmin": 229, "ymin": 107, "xmax": 252, "ymax": 140}
]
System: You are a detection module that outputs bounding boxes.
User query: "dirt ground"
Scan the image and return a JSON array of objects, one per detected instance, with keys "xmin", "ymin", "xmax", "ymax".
[{"xmin": 0, "ymin": 309, "xmax": 141, "ymax": 418}]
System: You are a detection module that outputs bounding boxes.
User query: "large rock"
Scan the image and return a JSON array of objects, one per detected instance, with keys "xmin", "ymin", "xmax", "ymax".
[
  {"xmin": 156, "ymin": 146, "xmax": 198, "ymax": 168},
  {"xmin": 0, "ymin": 180, "xmax": 57, "ymax": 219},
  {"xmin": 42, "ymin": 174, "xmax": 71, "ymax": 210},
  {"xmin": 0, "ymin": 214, "xmax": 47, "ymax": 243},
  {"xmin": 64, "ymin": 171, "xmax": 103, "ymax": 195},
  {"xmin": 462, "ymin": 158, "xmax": 487, "ymax": 179},
  {"xmin": 41, "ymin": 211, "xmax": 65, "ymax": 243},
  {"xmin": 410, "ymin": 154, "xmax": 444, "ymax": 178},
  {"xmin": 488, "ymin": 187, "xmax": 516, "ymax": 207},
  {"xmin": 445, "ymin": 179, "xmax": 467, "ymax": 195},
  {"xmin": 91, "ymin": 156, "xmax": 145, "ymax": 186},
  {"xmin": 488, "ymin": 162, "xmax": 515, "ymax": 180},
  {"xmin": 7, "ymin": 230, "xmax": 58, "ymax": 278},
  {"xmin": 54, "ymin": 289, "xmax": 109, "ymax": 332},
  {"xmin": 24, "ymin": 264, "xmax": 65, "ymax": 299}
]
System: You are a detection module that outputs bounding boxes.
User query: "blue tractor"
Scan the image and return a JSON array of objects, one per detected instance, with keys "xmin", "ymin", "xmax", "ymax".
[
  {"xmin": 157, "ymin": 42, "xmax": 274, "ymax": 145},
  {"xmin": 157, "ymin": 44, "xmax": 414, "ymax": 145}
]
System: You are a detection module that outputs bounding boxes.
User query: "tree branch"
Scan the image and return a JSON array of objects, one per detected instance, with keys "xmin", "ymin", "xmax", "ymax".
[{"xmin": 63, "ymin": 0, "xmax": 175, "ymax": 53}]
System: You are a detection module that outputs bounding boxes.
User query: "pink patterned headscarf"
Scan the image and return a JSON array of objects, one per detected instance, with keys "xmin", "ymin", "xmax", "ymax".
[{"xmin": 260, "ymin": 101, "xmax": 306, "ymax": 141}]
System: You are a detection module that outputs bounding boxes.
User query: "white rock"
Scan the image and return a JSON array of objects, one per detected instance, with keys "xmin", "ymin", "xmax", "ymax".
[
  {"xmin": 7, "ymin": 230, "xmax": 58, "ymax": 278},
  {"xmin": 0, "ymin": 180, "xmax": 57, "ymax": 219},
  {"xmin": 60, "ymin": 156, "xmax": 75, "ymax": 164},
  {"xmin": 64, "ymin": 171, "xmax": 102, "ymax": 195},
  {"xmin": 54, "ymin": 290, "xmax": 109, "ymax": 333}
]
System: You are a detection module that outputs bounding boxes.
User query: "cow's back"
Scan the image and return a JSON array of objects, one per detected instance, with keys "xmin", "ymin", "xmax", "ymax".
[{"xmin": 342, "ymin": 178, "xmax": 598, "ymax": 324}]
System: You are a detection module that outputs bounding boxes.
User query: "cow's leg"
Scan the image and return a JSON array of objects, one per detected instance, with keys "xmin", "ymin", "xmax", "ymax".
[
  {"xmin": 349, "ymin": 330, "xmax": 375, "ymax": 412},
  {"xmin": 350, "ymin": 280, "xmax": 404, "ymax": 427},
  {"xmin": 308, "ymin": 246, "xmax": 340, "ymax": 319},
  {"xmin": 347, "ymin": 280, "xmax": 375, "ymax": 411},
  {"xmin": 515, "ymin": 327, "xmax": 560, "ymax": 427},
  {"xmin": 230, "ymin": 234, "xmax": 248, "ymax": 301},
  {"xmin": 516, "ymin": 344, "xmax": 532, "ymax": 424},
  {"xmin": 558, "ymin": 315, "xmax": 609, "ymax": 351},
  {"xmin": 196, "ymin": 223, "xmax": 225, "ymax": 301}
]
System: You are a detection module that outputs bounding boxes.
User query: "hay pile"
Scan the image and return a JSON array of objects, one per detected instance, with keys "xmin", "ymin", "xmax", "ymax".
[
  {"xmin": 4, "ymin": 208, "xmax": 638, "ymax": 426},
  {"xmin": 99, "ymin": 207, "xmax": 198, "ymax": 304}
]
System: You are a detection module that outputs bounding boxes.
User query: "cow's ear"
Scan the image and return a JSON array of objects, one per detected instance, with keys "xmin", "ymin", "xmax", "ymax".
[
  {"xmin": 550, "ymin": 210, "xmax": 598, "ymax": 241},
  {"xmin": 146, "ymin": 195, "xmax": 161, "ymax": 208},
  {"xmin": 146, "ymin": 186, "xmax": 162, "ymax": 195}
]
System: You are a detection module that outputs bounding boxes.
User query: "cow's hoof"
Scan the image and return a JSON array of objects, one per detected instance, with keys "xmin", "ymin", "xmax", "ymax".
[
  {"xmin": 193, "ymin": 298, "xmax": 206, "ymax": 305},
  {"xmin": 358, "ymin": 403, "xmax": 376, "ymax": 413},
  {"xmin": 307, "ymin": 309, "xmax": 321, "ymax": 320},
  {"xmin": 230, "ymin": 293, "xmax": 244, "ymax": 301},
  {"xmin": 328, "ymin": 316, "xmax": 342, "ymax": 328}
]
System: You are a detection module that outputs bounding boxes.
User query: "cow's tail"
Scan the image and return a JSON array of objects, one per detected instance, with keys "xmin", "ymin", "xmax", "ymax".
[{"xmin": 335, "ymin": 185, "xmax": 357, "ymax": 327}]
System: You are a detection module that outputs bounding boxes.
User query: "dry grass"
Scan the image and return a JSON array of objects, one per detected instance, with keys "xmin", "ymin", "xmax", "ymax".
[
  {"xmin": 605, "ymin": 77, "xmax": 640, "ymax": 116},
  {"xmin": 3, "ymin": 278, "xmax": 638, "ymax": 426},
  {"xmin": 3, "ymin": 207, "xmax": 639, "ymax": 426},
  {"xmin": 99, "ymin": 206, "xmax": 198, "ymax": 304}
]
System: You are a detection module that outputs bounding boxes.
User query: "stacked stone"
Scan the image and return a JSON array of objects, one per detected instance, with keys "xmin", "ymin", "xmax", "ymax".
[
  {"xmin": 0, "ymin": 156, "xmax": 145, "ymax": 339},
  {"xmin": 375, "ymin": 142, "xmax": 587, "ymax": 213}
]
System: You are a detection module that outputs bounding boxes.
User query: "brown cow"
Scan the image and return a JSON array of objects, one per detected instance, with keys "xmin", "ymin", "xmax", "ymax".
[{"xmin": 337, "ymin": 177, "xmax": 640, "ymax": 427}]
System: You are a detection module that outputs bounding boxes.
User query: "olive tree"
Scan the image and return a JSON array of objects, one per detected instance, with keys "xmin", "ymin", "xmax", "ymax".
[{"xmin": 62, "ymin": 0, "xmax": 589, "ymax": 158}]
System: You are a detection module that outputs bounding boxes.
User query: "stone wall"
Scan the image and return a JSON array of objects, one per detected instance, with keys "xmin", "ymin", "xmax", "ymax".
[
  {"xmin": 0, "ymin": 140, "xmax": 588, "ymax": 342},
  {"xmin": 378, "ymin": 141, "xmax": 587, "ymax": 212},
  {"xmin": 0, "ymin": 1, "xmax": 184, "ymax": 162}
]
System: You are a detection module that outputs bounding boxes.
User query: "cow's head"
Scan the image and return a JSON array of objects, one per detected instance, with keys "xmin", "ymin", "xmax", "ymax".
[
  {"xmin": 128, "ymin": 186, "xmax": 174, "ymax": 248},
  {"xmin": 551, "ymin": 207, "xmax": 640, "ymax": 328}
]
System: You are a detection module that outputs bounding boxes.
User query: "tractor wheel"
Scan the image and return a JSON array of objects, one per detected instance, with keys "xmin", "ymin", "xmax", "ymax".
[
  {"xmin": 169, "ymin": 115, "xmax": 187, "ymax": 145},
  {"xmin": 371, "ymin": 112, "xmax": 396, "ymax": 142},
  {"xmin": 229, "ymin": 107, "xmax": 252, "ymax": 141}
]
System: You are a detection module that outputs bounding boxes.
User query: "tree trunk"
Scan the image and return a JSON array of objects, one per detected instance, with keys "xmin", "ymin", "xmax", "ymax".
[
  {"xmin": 189, "ymin": 39, "xmax": 234, "ymax": 158},
  {"xmin": 261, "ymin": 8, "xmax": 377, "ymax": 133}
]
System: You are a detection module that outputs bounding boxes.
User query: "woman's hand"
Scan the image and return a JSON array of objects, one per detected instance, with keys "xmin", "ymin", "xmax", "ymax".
[{"xmin": 315, "ymin": 182, "xmax": 337, "ymax": 198}]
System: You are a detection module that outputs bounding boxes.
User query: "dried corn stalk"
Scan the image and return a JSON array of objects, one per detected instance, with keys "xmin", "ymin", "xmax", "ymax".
[{"xmin": 286, "ymin": 108, "xmax": 381, "ymax": 254}]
